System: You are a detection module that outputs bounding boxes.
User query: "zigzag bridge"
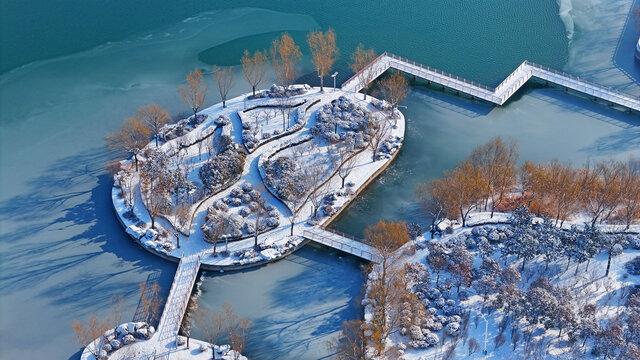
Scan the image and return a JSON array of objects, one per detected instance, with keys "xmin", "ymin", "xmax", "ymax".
[{"xmin": 342, "ymin": 52, "xmax": 640, "ymax": 112}]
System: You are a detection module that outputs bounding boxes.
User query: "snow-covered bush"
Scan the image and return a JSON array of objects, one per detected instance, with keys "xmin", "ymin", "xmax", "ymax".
[
  {"xmin": 310, "ymin": 97, "xmax": 371, "ymax": 142},
  {"xmin": 198, "ymin": 147, "xmax": 246, "ymax": 194},
  {"xmin": 110, "ymin": 339, "xmax": 121, "ymax": 350},
  {"xmin": 409, "ymin": 325, "xmax": 424, "ymax": 340},
  {"xmin": 239, "ymin": 208, "xmax": 251, "ymax": 217},
  {"xmin": 241, "ymin": 182, "xmax": 253, "ymax": 192},
  {"xmin": 445, "ymin": 322, "xmax": 461, "ymax": 336},
  {"xmin": 424, "ymin": 332, "xmax": 439, "ymax": 345},
  {"xmin": 263, "ymin": 156, "xmax": 308, "ymax": 201},
  {"xmin": 230, "ymin": 197, "xmax": 242, "ymax": 207},
  {"xmin": 243, "ymin": 222, "xmax": 255, "ymax": 234},
  {"xmin": 241, "ymin": 193, "xmax": 252, "ymax": 204}
]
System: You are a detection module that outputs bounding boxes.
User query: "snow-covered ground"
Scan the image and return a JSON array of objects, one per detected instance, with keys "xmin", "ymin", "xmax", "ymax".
[
  {"xmin": 363, "ymin": 211, "xmax": 640, "ymax": 359},
  {"xmin": 111, "ymin": 85, "xmax": 405, "ymax": 268}
]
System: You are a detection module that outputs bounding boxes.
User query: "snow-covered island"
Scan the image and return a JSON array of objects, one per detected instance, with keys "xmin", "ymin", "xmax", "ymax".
[{"xmin": 111, "ymin": 84, "xmax": 404, "ymax": 270}]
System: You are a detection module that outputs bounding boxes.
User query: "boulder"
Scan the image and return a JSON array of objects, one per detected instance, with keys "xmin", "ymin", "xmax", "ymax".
[
  {"xmin": 122, "ymin": 334, "xmax": 136, "ymax": 345},
  {"xmin": 109, "ymin": 339, "xmax": 121, "ymax": 350}
]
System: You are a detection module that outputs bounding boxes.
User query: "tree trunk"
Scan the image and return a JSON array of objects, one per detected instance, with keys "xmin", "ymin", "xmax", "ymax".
[
  {"xmin": 252, "ymin": 85, "xmax": 256, "ymax": 96},
  {"xmin": 320, "ymin": 76, "xmax": 324, "ymax": 92},
  {"xmin": 372, "ymin": 149, "xmax": 377, "ymax": 162},
  {"xmin": 521, "ymin": 257, "xmax": 526, "ymax": 271},
  {"xmin": 176, "ymin": 234, "xmax": 180, "ymax": 248},
  {"xmin": 341, "ymin": 177, "xmax": 345, "ymax": 188},
  {"xmin": 223, "ymin": 99, "xmax": 226, "ymax": 108},
  {"xmin": 213, "ymin": 239, "xmax": 218, "ymax": 256},
  {"xmin": 435, "ymin": 271, "xmax": 440, "ymax": 286},
  {"xmin": 605, "ymin": 251, "xmax": 612, "ymax": 277},
  {"xmin": 566, "ymin": 257, "xmax": 571, "ymax": 271},
  {"xmin": 151, "ymin": 215, "xmax": 156, "ymax": 229},
  {"xmin": 290, "ymin": 221, "xmax": 294, "ymax": 236},
  {"xmin": 585, "ymin": 258, "xmax": 591, "ymax": 271},
  {"xmin": 575, "ymin": 262, "xmax": 580, "ymax": 276},
  {"xmin": 134, "ymin": 154, "xmax": 139, "ymax": 171},
  {"xmin": 155, "ymin": 135, "xmax": 159, "ymax": 147}
]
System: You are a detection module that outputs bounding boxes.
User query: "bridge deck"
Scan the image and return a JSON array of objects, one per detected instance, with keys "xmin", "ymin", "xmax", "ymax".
[
  {"xmin": 342, "ymin": 52, "xmax": 640, "ymax": 112},
  {"xmin": 303, "ymin": 227, "xmax": 378, "ymax": 262},
  {"xmin": 156, "ymin": 254, "xmax": 201, "ymax": 342}
]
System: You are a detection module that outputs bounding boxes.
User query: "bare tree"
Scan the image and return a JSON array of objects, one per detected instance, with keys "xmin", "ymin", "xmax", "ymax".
[
  {"xmin": 140, "ymin": 151, "xmax": 173, "ymax": 229},
  {"xmin": 350, "ymin": 44, "xmax": 376, "ymax": 99},
  {"xmin": 328, "ymin": 320, "xmax": 366, "ymax": 360},
  {"xmin": 137, "ymin": 103, "xmax": 169, "ymax": 147},
  {"xmin": 379, "ymin": 71, "xmax": 409, "ymax": 119},
  {"xmin": 286, "ymin": 190, "xmax": 308, "ymax": 236},
  {"xmin": 305, "ymin": 165, "xmax": 325, "ymax": 218},
  {"xmin": 178, "ymin": 68, "xmax": 208, "ymax": 121},
  {"xmin": 367, "ymin": 115, "xmax": 390, "ymax": 162},
  {"xmin": 619, "ymin": 158, "xmax": 640, "ymax": 230},
  {"xmin": 230, "ymin": 318, "xmax": 253, "ymax": 360},
  {"xmin": 110, "ymin": 294, "xmax": 126, "ymax": 337},
  {"xmin": 337, "ymin": 143, "xmax": 357, "ymax": 188},
  {"xmin": 139, "ymin": 281, "xmax": 162, "ymax": 326},
  {"xmin": 271, "ymin": 33, "xmax": 301, "ymax": 88},
  {"xmin": 426, "ymin": 161, "xmax": 486, "ymax": 227},
  {"xmin": 363, "ymin": 221, "xmax": 411, "ymax": 352},
  {"xmin": 307, "ymin": 29, "xmax": 339, "ymax": 92},
  {"xmin": 541, "ymin": 160, "xmax": 581, "ymax": 226},
  {"xmin": 213, "ymin": 66, "xmax": 235, "ymax": 108},
  {"xmin": 72, "ymin": 315, "xmax": 111, "ymax": 358},
  {"xmin": 469, "ymin": 137, "xmax": 519, "ymax": 217},
  {"xmin": 196, "ymin": 306, "xmax": 226, "ymax": 359},
  {"xmin": 580, "ymin": 160, "xmax": 624, "ymax": 226},
  {"xmin": 241, "ymin": 49, "xmax": 269, "ymax": 96},
  {"xmin": 277, "ymin": 96, "xmax": 294, "ymax": 131},
  {"xmin": 251, "ymin": 184, "xmax": 267, "ymax": 248},
  {"xmin": 203, "ymin": 212, "xmax": 225, "ymax": 256},
  {"xmin": 173, "ymin": 204, "xmax": 191, "ymax": 247},
  {"xmin": 106, "ymin": 117, "xmax": 151, "ymax": 171},
  {"xmin": 415, "ymin": 182, "xmax": 446, "ymax": 238}
]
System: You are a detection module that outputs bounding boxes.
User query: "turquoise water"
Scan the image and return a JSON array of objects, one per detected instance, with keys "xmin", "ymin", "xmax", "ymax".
[{"xmin": 0, "ymin": 1, "xmax": 639, "ymax": 359}]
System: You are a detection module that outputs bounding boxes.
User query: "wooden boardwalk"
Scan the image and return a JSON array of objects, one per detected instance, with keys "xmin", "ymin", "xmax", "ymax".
[
  {"xmin": 156, "ymin": 254, "xmax": 201, "ymax": 343},
  {"xmin": 303, "ymin": 227, "xmax": 378, "ymax": 262},
  {"xmin": 342, "ymin": 52, "xmax": 640, "ymax": 112}
]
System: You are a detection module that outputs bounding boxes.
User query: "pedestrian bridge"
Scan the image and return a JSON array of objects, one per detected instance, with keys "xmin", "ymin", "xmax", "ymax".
[
  {"xmin": 303, "ymin": 227, "xmax": 379, "ymax": 262},
  {"xmin": 156, "ymin": 254, "xmax": 201, "ymax": 343},
  {"xmin": 342, "ymin": 52, "xmax": 640, "ymax": 112}
]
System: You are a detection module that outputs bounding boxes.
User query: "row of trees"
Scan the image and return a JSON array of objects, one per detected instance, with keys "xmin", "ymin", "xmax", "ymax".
[{"xmin": 417, "ymin": 137, "xmax": 640, "ymax": 229}]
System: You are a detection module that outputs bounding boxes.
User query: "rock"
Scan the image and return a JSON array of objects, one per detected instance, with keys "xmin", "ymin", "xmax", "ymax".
[
  {"xmin": 102, "ymin": 343, "xmax": 113, "ymax": 353},
  {"xmin": 134, "ymin": 328, "xmax": 148, "ymax": 339},
  {"xmin": 199, "ymin": 343, "xmax": 207, "ymax": 352},
  {"xmin": 148, "ymin": 326, "xmax": 155, "ymax": 335},
  {"xmin": 176, "ymin": 336, "xmax": 186, "ymax": 346},
  {"xmin": 110, "ymin": 339, "xmax": 121, "ymax": 350},
  {"xmin": 122, "ymin": 334, "xmax": 136, "ymax": 345}
]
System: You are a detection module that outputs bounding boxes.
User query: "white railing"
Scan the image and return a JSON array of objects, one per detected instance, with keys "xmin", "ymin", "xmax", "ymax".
[
  {"xmin": 341, "ymin": 52, "xmax": 640, "ymax": 111},
  {"xmin": 303, "ymin": 228, "xmax": 377, "ymax": 262}
]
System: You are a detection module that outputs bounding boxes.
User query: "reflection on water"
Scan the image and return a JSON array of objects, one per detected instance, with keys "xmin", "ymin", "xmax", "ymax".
[{"xmin": 193, "ymin": 244, "xmax": 365, "ymax": 360}]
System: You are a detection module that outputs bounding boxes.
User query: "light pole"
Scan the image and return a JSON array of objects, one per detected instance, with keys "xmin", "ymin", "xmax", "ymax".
[{"xmin": 331, "ymin": 72, "xmax": 338, "ymax": 92}]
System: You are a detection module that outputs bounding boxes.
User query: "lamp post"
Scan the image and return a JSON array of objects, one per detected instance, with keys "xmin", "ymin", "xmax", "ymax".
[{"xmin": 331, "ymin": 72, "xmax": 338, "ymax": 92}]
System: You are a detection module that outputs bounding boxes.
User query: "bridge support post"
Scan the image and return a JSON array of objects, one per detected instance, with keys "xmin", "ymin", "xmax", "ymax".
[
  {"xmin": 471, "ymin": 95, "xmax": 475, "ymax": 100},
  {"xmin": 545, "ymin": 81, "xmax": 549, "ymax": 87},
  {"xmin": 413, "ymin": 75, "xmax": 416, "ymax": 81},
  {"xmin": 442, "ymin": 85, "xmax": 445, "ymax": 91},
  {"xmin": 456, "ymin": 91, "xmax": 460, "ymax": 96},
  {"xmin": 427, "ymin": 80, "xmax": 431, "ymax": 86}
]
